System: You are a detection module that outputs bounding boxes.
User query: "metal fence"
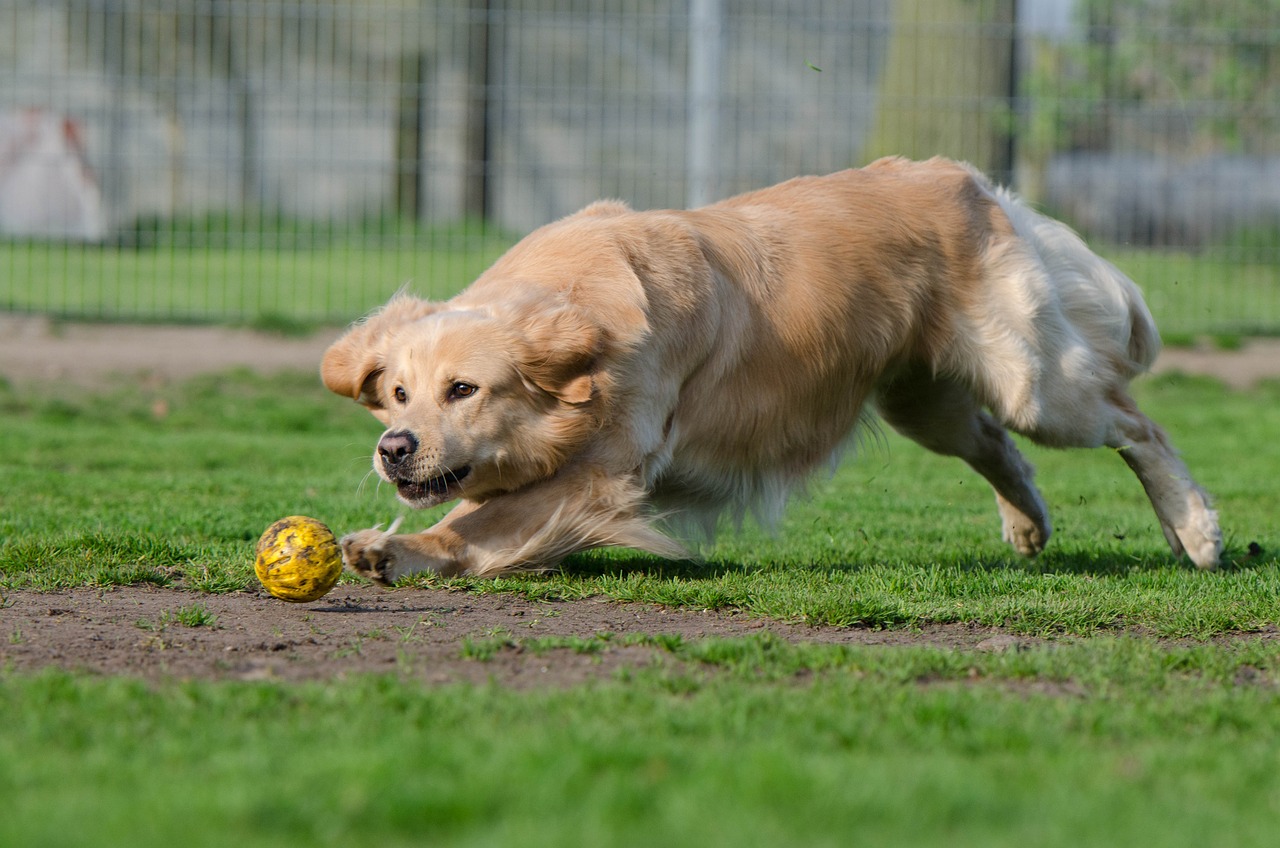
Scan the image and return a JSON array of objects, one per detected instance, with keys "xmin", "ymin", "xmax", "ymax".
[{"xmin": 1, "ymin": 0, "xmax": 1277, "ymax": 334}]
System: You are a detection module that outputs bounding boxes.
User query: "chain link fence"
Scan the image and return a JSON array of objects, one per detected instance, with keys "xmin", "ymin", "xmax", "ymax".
[{"xmin": 1, "ymin": 0, "xmax": 1277, "ymax": 334}]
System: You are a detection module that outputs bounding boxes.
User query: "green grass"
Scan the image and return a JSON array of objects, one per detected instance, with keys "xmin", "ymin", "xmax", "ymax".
[
  {"xmin": 2, "ymin": 369, "xmax": 1275, "ymax": 636},
  {"xmin": 2, "ymin": 236, "xmax": 1278, "ymax": 334},
  {"xmin": 0, "ymin": 229, "xmax": 511, "ymax": 324},
  {"xmin": 0, "ymin": 369, "xmax": 396, "ymax": 592},
  {"xmin": 2, "ymin": 368, "xmax": 1280, "ymax": 846},
  {"xmin": 1109, "ymin": 247, "xmax": 1280, "ymax": 336},
  {"xmin": 3, "ymin": 642, "xmax": 1279, "ymax": 848}
]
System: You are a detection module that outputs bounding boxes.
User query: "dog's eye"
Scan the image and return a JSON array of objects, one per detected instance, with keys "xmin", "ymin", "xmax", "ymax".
[
  {"xmin": 393, "ymin": 386, "xmax": 407, "ymax": 403},
  {"xmin": 449, "ymin": 382, "xmax": 477, "ymax": 400}
]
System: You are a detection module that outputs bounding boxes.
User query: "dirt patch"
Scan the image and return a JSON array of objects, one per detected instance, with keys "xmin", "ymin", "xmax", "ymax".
[
  {"xmin": 0, "ymin": 314, "xmax": 341, "ymax": 386},
  {"xmin": 1, "ymin": 585, "xmax": 1028, "ymax": 686},
  {"xmin": 1152, "ymin": 337, "xmax": 1280, "ymax": 389},
  {"xmin": 2, "ymin": 313, "xmax": 1279, "ymax": 389}
]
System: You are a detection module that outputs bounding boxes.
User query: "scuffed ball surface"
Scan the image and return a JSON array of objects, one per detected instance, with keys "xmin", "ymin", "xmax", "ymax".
[{"xmin": 254, "ymin": 516, "xmax": 343, "ymax": 603}]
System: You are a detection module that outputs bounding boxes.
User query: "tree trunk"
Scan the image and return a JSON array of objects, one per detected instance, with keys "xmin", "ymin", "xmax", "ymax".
[{"xmin": 864, "ymin": 0, "xmax": 1016, "ymax": 182}]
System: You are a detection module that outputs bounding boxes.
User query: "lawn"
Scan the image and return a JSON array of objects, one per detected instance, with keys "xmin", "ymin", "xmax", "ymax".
[
  {"xmin": 0, "ymin": 227, "xmax": 511, "ymax": 325},
  {"xmin": 1111, "ymin": 247, "xmax": 1280, "ymax": 338},
  {"xmin": 5, "ymin": 645, "xmax": 1280, "ymax": 848},
  {"xmin": 2, "ymin": 237, "xmax": 1278, "ymax": 336},
  {"xmin": 1, "ymin": 364, "xmax": 1279, "ymax": 846},
  {"xmin": 1, "ymin": 369, "xmax": 1275, "ymax": 635}
]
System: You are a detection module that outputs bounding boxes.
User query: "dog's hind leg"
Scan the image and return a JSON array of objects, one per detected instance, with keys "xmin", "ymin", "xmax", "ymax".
[
  {"xmin": 876, "ymin": 372, "xmax": 1051, "ymax": 557},
  {"xmin": 1102, "ymin": 392, "xmax": 1222, "ymax": 569}
]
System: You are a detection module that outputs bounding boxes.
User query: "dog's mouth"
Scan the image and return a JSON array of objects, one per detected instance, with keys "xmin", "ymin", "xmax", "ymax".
[{"xmin": 393, "ymin": 466, "xmax": 472, "ymax": 504}]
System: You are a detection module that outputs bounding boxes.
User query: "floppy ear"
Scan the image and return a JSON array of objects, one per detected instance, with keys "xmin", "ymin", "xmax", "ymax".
[
  {"xmin": 506, "ymin": 300, "xmax": 606, "ymax": 405},
  {"xmin": 321, "ymin": 293, "xmax": 441, "ymax": 415}
]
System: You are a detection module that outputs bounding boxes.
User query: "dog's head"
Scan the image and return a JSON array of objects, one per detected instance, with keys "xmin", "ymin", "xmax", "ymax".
[{"xmin": 321, "ymin": 292, "xmax": 606, "ymax": 508}]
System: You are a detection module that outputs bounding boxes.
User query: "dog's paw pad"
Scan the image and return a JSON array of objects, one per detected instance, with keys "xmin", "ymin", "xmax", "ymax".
[{"xmin": 340, "ymin": 529, "xmax": 397, "ymax": 585}]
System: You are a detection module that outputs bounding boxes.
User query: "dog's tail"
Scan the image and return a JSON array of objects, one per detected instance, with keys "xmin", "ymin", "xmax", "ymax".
[{"xmin": 977, "ymin": 173, "xmax": 1161, "ymax": 376}]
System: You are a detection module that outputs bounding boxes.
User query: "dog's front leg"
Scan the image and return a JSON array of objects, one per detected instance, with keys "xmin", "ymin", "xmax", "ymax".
[
  {"xmin": 340, "ymin": 467, "xmax": 685, "ymax": 584},
  {"xmin": 339, "ymin": 510, "xmax": 474, "ymax": 585}
]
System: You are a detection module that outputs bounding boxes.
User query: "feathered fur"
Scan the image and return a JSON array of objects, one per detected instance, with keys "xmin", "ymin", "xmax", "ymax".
[{"xmin": 322, "ymin": 156, "xmax": 1221, "ymax": 582}]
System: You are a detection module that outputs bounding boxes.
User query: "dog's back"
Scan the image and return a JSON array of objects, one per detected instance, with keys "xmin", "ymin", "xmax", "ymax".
[
  {"xmin": 619, "ymin": 157, "xmax": 1188, "ymax": 544},
  {"xmin": 325, "ymin": 157, "xmax": 1221, "ymax": 578},
  {"xmin": 643, "ymin": 161, "xmax": 1008, "ymax": 526}
]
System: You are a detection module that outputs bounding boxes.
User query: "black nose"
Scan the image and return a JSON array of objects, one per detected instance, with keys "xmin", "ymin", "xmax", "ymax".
[{"xmin": 377, "ymin": 430, "xmax": 418, "ymax": 469}]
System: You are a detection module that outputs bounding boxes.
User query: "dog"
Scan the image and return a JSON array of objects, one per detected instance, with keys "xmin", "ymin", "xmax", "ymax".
[{"xmin": 321, "ymin": 156, "xmax": 1222, "ymax": 582}]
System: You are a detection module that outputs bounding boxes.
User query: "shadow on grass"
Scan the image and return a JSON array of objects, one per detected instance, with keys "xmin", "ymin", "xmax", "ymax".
[{"xmin": 558, "ymin": 540, "xmax": 1270, "ymax": 581}]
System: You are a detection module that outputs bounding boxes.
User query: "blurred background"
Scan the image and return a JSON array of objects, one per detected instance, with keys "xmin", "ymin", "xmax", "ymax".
[{"xmin": 1, "ymin": 0, "xmax": 1277, "ymax": 337}]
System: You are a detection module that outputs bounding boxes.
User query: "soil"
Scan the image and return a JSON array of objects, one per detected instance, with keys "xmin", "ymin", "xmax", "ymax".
[
  {"xmin": 2, "ymin": 315, "xmax": 1276, "ymax": 685},
  {"xmin": 0, "ymin": 314, "xmax": 339, "ymax": 386},
  {"xmin": 0, "ymin": 585, "xmax": 1036, "ymax": 686}
]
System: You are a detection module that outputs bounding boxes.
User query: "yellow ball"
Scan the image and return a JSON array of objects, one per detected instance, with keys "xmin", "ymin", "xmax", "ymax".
[{"xmin": 254, "ymin": 516, "xmax": 343, "ymax": 603}]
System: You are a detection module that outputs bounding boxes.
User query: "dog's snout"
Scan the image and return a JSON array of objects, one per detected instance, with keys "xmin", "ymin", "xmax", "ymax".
[{"xmin": 377, "ymin": 430, "xmax": 418, "ymax": 468}]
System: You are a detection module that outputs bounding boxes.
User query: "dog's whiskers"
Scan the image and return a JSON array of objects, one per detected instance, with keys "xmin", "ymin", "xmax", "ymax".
[{"xmin": 356, "ymin": 467, "xmax": 380, "ymax": 495}]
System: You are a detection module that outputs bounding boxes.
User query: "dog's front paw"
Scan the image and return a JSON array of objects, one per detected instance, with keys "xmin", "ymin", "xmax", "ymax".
[{"xmin": 340, "ymin": 527, "xmax": 402, "ymax": 586}]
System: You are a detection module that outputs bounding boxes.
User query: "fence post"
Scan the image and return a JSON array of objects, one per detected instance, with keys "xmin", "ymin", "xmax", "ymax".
[
  {"xmin": 394, "ymin": 50, "xmax": 427, "ymax": 222},
  {"xmin": 463, "ymin": 0, "xmax": 492, "ymax": 223},
  {"xmin": 687, "ymin": 0, "xmax": 723, "ymax": 209}
]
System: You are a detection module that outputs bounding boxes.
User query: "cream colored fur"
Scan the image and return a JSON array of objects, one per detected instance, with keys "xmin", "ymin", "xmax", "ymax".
[{"xmin": 321, "ymin": 156, "xmax": 1221, "ymax": 581}]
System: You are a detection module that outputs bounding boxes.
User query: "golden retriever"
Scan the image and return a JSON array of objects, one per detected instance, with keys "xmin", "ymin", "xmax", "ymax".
[{"xmin": 321, "ymin": 156, "xmax": 1221, "ymax": 581}]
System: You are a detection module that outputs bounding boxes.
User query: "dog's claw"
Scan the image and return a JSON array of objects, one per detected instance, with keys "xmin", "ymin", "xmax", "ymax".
[{"xmin": 340, "ymin": 527, "xmax": 399, "ymax": 586}]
